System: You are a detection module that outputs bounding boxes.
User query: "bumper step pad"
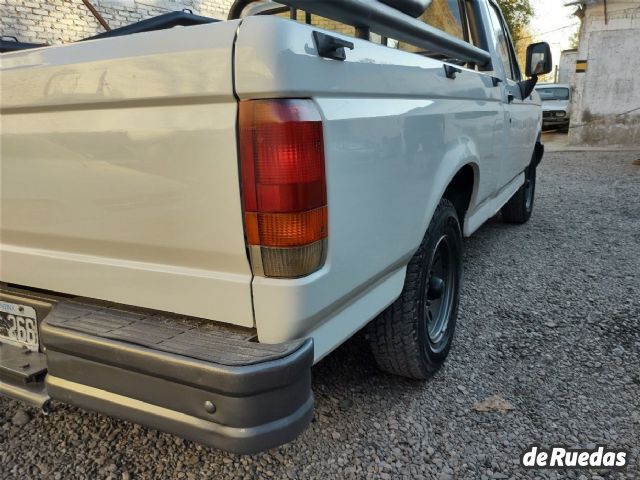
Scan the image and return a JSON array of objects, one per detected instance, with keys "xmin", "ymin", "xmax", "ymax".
[{"xmin": 46, "ymin": 299, "xmax": 303, "ymax": 366}]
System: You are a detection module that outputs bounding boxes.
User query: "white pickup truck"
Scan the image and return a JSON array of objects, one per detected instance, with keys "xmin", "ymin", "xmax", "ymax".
[{"xmin": 0, "ymin": 0, "xmax": 551, "ymax": 453}]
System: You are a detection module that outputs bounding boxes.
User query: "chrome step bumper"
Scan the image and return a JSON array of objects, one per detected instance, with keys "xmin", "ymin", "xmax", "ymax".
[{"xmin": 0, "ymin": 287, "xmax": 314, "ymax": 454}]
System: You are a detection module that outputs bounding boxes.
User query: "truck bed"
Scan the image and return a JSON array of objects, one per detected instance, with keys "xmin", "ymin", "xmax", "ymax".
[{"xmin": 0, "ymin": 20, "xmax": 254, "ymax": 327}]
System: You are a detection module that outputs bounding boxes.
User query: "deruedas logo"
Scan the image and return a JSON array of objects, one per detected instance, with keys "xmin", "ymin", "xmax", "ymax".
[{"xmin": 521, "ymin": 445, "xmax": 628, "ymax": 469}]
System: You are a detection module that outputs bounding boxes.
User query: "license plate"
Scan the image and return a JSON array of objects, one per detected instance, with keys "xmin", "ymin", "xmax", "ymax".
[{"xmin": 0, "ymin": 301, "xmax": 39, "ymax": 351}]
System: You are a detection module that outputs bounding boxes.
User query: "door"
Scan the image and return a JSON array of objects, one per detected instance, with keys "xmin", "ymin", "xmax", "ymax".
[{"xmin": 486, "ymin": 1, "xmax": 539, "ymax": 184}]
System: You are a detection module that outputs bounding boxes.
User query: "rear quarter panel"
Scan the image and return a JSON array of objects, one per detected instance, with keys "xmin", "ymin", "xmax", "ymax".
[{"xmin": 234, "ymin": 17, "xmax": 504, "ymax": 358}]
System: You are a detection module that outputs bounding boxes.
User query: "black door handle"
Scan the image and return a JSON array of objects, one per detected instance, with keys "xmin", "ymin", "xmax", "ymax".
[
  {"xmin": 313, "ymin": 31, "xmax": 354, "ymax": 61},
  {"xmin": 443, "ymin": 64, "xmax": 462, "ymax": 79}
]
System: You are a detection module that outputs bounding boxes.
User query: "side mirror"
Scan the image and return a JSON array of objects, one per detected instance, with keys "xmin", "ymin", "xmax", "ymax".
[
  {"xmin": 518, "ymin": 42, "xmax": 553, "ymax": 100},
  {"xmin": 525, "ymin": 42, "xmax": 553, "ymax": 77}
]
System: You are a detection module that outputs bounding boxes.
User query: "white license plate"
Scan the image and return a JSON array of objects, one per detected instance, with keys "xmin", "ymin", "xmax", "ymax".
[{"xmin": 0, "ymin": 301, "xmax": 39, "ymax": 351}]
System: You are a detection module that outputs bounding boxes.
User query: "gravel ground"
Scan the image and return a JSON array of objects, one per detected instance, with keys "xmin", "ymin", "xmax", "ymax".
[{"xmin": 2, "ymin": 144, "xmax": 639, "ymax": 479}]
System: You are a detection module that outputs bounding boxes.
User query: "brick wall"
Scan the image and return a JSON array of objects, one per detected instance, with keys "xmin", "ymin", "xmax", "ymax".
[
  {"xmin": 0, "ymin": 0, "xmax": 234, "ymax": 45},
  {"xmin": 0, "ymin": 0, "xmax": 387, "ymax": 47}
]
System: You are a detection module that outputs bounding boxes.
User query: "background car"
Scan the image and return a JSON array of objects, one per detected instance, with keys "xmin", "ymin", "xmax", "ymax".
[{"xmin": 536, "ymin": 83, "xmax": 572, "ymax": 133}]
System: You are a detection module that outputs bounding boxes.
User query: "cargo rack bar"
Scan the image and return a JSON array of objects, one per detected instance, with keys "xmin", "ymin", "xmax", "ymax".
[
  {"xmin": 0, "ymin": 36, "xmax": 47, "ymax": 53},
  {"xmin": 228, "ymin": 0, "xmax": 492, "ymax": 66},
  {"xmin": 82, "ymin": 10, "xmax": 218, "ymax": 41}
]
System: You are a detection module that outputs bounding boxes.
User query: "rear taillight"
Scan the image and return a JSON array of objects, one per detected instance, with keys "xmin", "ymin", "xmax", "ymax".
[{"xmin": 239, "ymin": 99, "xmax": 327, "ymax": 278}]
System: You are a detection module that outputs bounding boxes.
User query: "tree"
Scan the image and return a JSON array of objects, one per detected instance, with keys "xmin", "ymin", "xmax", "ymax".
[
  {"xmin": 568, "ymin": 29, "xmax": 579, "ymax": 49},
  {"xmin": 514, "ymin": 25, "xmax": 534, "ymax": 74},
  {"xmin": 496, "ymin": 0, "xmax": 534, "ymax": 41},
  {"xmin": 496, "ymin": 0, "xmax": 535, "ymax": 75}
]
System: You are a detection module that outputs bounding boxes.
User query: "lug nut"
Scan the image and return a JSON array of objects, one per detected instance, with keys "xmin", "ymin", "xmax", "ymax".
[{"xmin": 204, "ymin": 401, "xmax": 216, "ymax": 414}]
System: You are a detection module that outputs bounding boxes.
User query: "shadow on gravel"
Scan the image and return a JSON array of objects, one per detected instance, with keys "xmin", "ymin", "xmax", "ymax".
[{"xmin": 311, "ymin": 329, "xmax": 430, "ymax": 403}]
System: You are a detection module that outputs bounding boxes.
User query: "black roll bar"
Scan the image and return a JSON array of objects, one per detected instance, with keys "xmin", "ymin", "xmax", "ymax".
[{"xmin": 283, "ymin": 0, "xmax": 491, "ymax": 65}]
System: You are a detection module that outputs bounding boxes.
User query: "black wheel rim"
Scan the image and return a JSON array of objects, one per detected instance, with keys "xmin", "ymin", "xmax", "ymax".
[{"xmin": 424, "ymin": 235, "xmax": 456, "ymax": 353}]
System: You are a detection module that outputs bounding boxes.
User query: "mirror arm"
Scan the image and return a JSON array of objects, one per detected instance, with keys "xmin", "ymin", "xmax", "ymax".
[{"xmin": 519, "ymin": 73, "xmax": 538, "ymax": 100}]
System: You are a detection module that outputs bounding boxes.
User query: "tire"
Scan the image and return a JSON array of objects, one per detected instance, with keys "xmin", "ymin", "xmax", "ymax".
[
  {"xmin": 366, "ymin": 198, "xmax": 462, "ymax": 379},
  {"xmin": 501, "ymin": 164, "xmax": 536, "ymax": 224}
]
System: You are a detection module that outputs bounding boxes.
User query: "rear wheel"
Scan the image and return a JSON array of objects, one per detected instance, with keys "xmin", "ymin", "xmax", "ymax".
[
  {"xmin": 366, "ymin": 199, "xmax": 462, "ymax": 379},
  {"xmin": 501, "ymin": 164, "xmax": 536, "ymax": 224}
]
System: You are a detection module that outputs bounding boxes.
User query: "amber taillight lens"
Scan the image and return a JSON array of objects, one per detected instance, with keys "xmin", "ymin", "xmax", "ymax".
[{"xmin": 239, "ymin": 99, "xmax": 327, "ymax": 278}]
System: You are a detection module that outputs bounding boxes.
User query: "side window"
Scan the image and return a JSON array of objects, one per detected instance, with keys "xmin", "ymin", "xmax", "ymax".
[
  {"xmin": 296, "ymin": 12, "xmax": 353, "ymax": 37},
  {"xmin": 287, "ymin": 14, "xmax": 391, "ymax": 46},
  {"xmin": 276, "ymin": 10, "xmax": 354, "ymax": 37},
  {"xmin": 424, "ymin": 0, "xmax": 466, "ymax": 41},
  {"xmin": 487, "ymin": 3, "xmax": 519, "ymax": 80},
  {"xmin": 399, "ymin": 0, "xmax": 472, "ymax": 55}
]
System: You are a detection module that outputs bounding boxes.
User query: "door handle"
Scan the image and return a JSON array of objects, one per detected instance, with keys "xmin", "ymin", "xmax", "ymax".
[
  {"xmin": 313, "ymin": 31, "xmax": 354, "ymax": 61},
  {"xmin": 443, "ymin": 64, "xmax": 462, "ymax": 79},
  {"xmin": 507, "ymin": 93, "xmax": 514, "ymax": 103}
]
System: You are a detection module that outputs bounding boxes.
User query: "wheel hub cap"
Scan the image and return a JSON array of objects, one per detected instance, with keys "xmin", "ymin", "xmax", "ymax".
[
  {"xmin": 427, "ymin": 276, "xmax": 445, "ymax": 300},
  {"xmin": 424, "ymin": 236, "xmax": 456, "ymax": 352}
]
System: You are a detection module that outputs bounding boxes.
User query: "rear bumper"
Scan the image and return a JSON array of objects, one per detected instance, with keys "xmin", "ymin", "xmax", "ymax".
[{"xmin": 0, "ymin": 287, "xmax": 314, "ymax": 454}]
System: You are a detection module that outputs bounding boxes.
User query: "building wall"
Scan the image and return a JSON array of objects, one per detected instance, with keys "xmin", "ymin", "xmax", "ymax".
[
  {"xmin": 568, "ymin": 0, "xmax": 640, "ymax": 146},
  {"xmin": 0, "ymin": 0, "xmax": 233, "ymax": 45},
  {"xmin": 557, "ymin": 49, "xmax": 577, "ymax": 85}
]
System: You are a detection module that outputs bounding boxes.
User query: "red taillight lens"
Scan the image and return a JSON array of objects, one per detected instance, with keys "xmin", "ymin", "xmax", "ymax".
[{"xmin": 239, "ymin": 99, "xmax": 327, "ymax": 278}]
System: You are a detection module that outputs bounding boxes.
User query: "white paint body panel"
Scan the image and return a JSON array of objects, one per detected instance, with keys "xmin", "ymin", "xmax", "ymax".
[
  {"xmin": 1, "ymin": 13, "xmax": 541, "ymax": 361},
  {"xmin": 0, "ymin": 21, "xmax": 255, "ymax": 327},
  {"xmin": 234, "ymin": 17, "xmax": 538, "ymax": 359}
]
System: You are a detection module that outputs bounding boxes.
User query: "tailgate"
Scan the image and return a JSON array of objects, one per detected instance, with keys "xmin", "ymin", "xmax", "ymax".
[{"xmin": 0, "ymin": 21, "xmax": 255, "ymax": 327}]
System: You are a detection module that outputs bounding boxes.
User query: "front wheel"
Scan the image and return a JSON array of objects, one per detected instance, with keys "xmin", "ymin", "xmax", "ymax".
[
  {"xmin": 366, "ymin": 198, "xmax": 462, "ymax": 379},
  {"xmin": 501, "ymin": 164, "xmax": 536, "ymax": 224}
]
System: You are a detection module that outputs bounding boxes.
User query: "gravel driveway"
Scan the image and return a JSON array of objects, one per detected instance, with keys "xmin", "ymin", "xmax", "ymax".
[{"xmin": 2, "ymin": 144, "xmax": 639, "ymax": 479}]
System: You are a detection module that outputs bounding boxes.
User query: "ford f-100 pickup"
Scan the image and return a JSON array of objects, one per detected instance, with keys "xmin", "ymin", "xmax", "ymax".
[{"xmin": 0, "ymin": 0, "xmax": 551, "ymax": 453}]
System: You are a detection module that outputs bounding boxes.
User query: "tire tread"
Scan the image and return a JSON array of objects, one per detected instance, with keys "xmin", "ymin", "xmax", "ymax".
[
  {"xmin": 367, "ymin": 199, "xmax": 458, "ymax": 379},
  {"xmin": 502, "ymin": 165, "xmax": 536, "ymax": 224}
]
